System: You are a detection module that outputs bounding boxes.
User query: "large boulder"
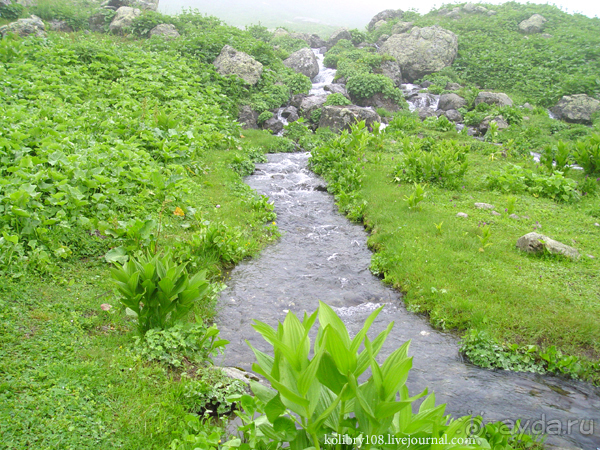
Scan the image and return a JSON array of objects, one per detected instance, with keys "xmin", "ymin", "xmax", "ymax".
[
  {"xmin": 353, "ymin": 93, "xmax": 402, "ymax": 112},
  {"xmin": 263, "ymin": 117, "xmax": 284, "ymax": 135},
  {"xmin": 273, "ymin": 28, "xmax": 288, "ymax": 38},
  {"xmin": 213, "ymin": 45, "xmax": 263, "ymax": 85},
  {"xmin": 0, "ymin": 15, "xmax": 45, "ymax": 38},
  {"xmin": 149, "ymin": 23, "xmax": 180, "ymax": 39},
  {"xmin": 391, "ymin": 21, "xmax": 414, "ymax": 35},
  {"xmin": 281, "ymin": 106, "xmax": 299, "ymax": 123},
  {"xmin": 380, "ymin": 59, "xmax": 402, "ymax": 87},
  {"xmin": 519, "ymin": 14, "xmax": 547, "ymax": 34},
  {"xmin": 103, "ymin": 0, "xmax": 158, "ymax": 10},
  {"xmin": 462, "ymin": 3, "xmax": 489, "ymax": 14},
  {"xmin": 109, "ymin": 7, "xmax": 141, "ymax": 34},
  {"xmin": 479, "ymin": 115, "xmax": 509, "ymax": 134},
  {"xmin": 474, "ymin": 92, "xmax": 513, "ymax": 107},
  {"xmin": 367, "ymin": 9, "xmax": 403, "ymax": 31},
  {"xmin": 516, "ymin": 232, "xmax": 579, "ymax": 259},
  {"xmin": 299, "ymin": 95, "xmax": 328, "ymax": 119},
  {"xmin": 283, "ymin": 48, "xmax": 319, "ymax": 79},
  {"xmin": 238, "ymin": 106, "xmax": 258, "ymax": 130},
  {"xmin": 327, "ymin": 28, "xmax": 352, "ymax": 47},
  {"xmin": 319, "ymin": 106, "xmax": 381, "ymax": 133},
  {"xmin": 379, "ymin": 26, "xmax": 458, "ymax": 82},
  {"xmin": 324, "ymin": 84, "xmax": 349, "ymax": 97},
  {"xmin": 439, "ymin": 93, "xmax": 466, "ymax": 111},
  {"xmin": 308, "ymin": 34, "xmax": 327, "ymax": 48},
  {"xmin": 551, "ymin": 94, "xmax": 600, "ymax": 125},
  {"xmin": 89, "ymin": 13, "xmax": 105, "ymax": 32},
  {"xmin": 443, "ymin": 109, "xmax": 463, "ymax": 122}
]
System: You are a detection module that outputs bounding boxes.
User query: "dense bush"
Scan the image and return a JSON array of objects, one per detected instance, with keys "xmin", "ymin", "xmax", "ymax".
[
  {"xmin": 0, "ymin": 2, "xmax": 23, "ymax": 19},
  {"xmin": 392, "ymin": 140, "xmax": 469, "ymax": 187},
  {"xmin": 323, "ymin": 92, "xmax": 351, "ymax": 106},
  {"xmin": 486, "ymin": 164, "xmax": 581, "ymax": 202}
]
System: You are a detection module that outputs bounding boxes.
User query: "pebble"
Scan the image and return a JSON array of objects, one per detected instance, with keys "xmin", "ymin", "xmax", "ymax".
[
  {"xmin": 491, "ymin": 211, "xmax": 501, "ymax": 216},
  {"xmin": 474, "ymin": 202, "xmax": 494, "ymax": 210},
  {"xmin": 509, "ymin": 214, "xmax": 520, "ymax": 220},
  {"xmin": 595, "ymin": 223, "xmax": 600, "ymax": 227},
  {"xmin": 456, "ymin": 212, "xmax": 468, "ymax": 218}
]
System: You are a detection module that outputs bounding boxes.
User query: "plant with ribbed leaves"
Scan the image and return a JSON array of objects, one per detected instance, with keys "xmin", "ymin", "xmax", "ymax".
[
  {"xmin": 225, "ymin": 302, "xmax": 487, "ymax": 450},
  {"xmin": 111, "ymin": 252, "xmax": 210, "ymax": 336}
]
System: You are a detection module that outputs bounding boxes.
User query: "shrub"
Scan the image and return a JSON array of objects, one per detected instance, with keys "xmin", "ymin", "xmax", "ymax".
[
  {"xmin": 131, "ymin": 11, "xmax": 176, "ymax": 37},
  {"xmin": 346, "ymin": 73, "xmax": 403, "ymax": 103},
  {"xmin": 323, "ymin": 92, "xmax": 351, "ymax": 106},
  {"xmin": 392, "ymin": 140, "xmax": 469, "ymax": 187},
  {"xmin": 256, "ymin": 110, "xmax": 273, "ymax": 125},
  {"xmin": 310, "ymin": 108, "xmax": 322, "ymax": 123},
  {"xmin": 486, "ymin": 164, "xmax": 580, "ymax": 202},
  {"xmin": 573, "ymin": 133, "xmax": 600, "ymax": 175},
  {"xmin": 0, "ymin": 2, "xmax": 23, "ymax": 19},
  {"xmin": 133, "ymin": 322, "xmax": 228, "ymax": 368},
  {"xmin": 208, "ymin": 303, "xmax": 534, "ymax": 449},
  {"xmin": 111, "ymin": 252, "xmax": 211, "ymax": 336}
]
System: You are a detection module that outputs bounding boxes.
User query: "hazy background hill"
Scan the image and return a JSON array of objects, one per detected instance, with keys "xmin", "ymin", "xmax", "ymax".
[
  {"xmin": 159, "ymin": 0, "xmax": 599, "ymax": 35},
  {"xmin": 158, "ymin": 0, "xmax": 404, "ymax": 34}
]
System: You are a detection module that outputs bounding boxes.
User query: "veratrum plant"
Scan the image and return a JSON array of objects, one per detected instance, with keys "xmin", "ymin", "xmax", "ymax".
[
  {"xmin": 226, "ymin": 302, "xmax": 490, "ymax": 450},
  {"xmin": 111, "ymin": 252, "xmax": 210, "ymax": 336}
]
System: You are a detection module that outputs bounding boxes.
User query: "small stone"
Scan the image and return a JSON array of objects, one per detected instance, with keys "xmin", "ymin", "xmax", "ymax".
[
  {"xmin": 587, "ymin": 255, "xmax": 595, "ymax": 259},
  {"xmin": 474, "ymin": 202, "xmax": 494, "ymax": 210},
  {"xmin": 516, "ymin": 232, "xmax": 580, "ymax": 259},
  {"xmin": 456, "ymin": 212, "xmax": 468, "ymax": 218},
  {"xmin": 491, "ymin": 211, "xmax": 501, "ymax": 216},
  {"xmin": 509, "ymin": 214, "xmax": 520, "ymax": 220},
  {"xmin": 420, "ymin": 330, "xmax": 430, "ymax": 336},
  {"xmin": 100, "ymin": 303, "xmax": 112, "ymax": 311},
  {"xmin": 595, "ymin": 223, "xmax": 600, "ymax": 227}
]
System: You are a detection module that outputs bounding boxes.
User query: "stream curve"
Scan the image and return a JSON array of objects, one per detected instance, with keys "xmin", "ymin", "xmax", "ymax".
[{"xmin": 217, "ymin": 153, "xmax": 600, "ymax": 448}]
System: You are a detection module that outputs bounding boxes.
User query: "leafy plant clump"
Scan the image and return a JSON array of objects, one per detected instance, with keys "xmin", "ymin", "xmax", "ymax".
[
  {"xmin": 486, "ymin": 164, "xmax": 581, "ymax": 203},
  {"xmin": 173, "ymin": 303, "xmax": 542, "ymax": 449},
  {"xmin": 392, "ymin": 140, "xmax": 469, "ymax": 187},
  {"xmin": 111, "ymin": 252, "xmax": 211, "ymax": 336},
  {"xmin": 323, "ymin": 92, "xmax": 351, "ymax": 107}
]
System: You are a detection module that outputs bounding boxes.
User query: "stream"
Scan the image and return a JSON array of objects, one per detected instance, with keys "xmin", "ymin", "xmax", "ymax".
[{"xmin": 217, "ymin": 51, "xmax": 600, "ymax": 449}]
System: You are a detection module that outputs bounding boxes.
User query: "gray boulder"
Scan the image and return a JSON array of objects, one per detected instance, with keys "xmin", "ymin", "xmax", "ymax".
[
  {"xmin": 439, "ymin": 93, "xmax": 466, "ymax": 111},
  {"xmin": 89, "ymin": 13, "xmax": 105, "ymax": 32},
  {"xmin": 474, "ymin": 92, "xmax": 513, "ymax": 107},
  {"xmin": 479, "ymin": 115, "xmax": 509, "ymax": 134},
  {"xmin": 309, "ymin": 34, "xmax": 327, "ymax": 48},
  {"xmin": 443, "ymin": 109, "xmax": 463, "ymax": 122},
  {"xmin": 273, "ymin": 28, "xmax": 288, "ymax": 38},
  {"xmin": 445, "ymin": 82, "xmax": 462, "ymax": 90},
  {"xmin": 324, "ymin": 84, "xmax": 349, "ymax": 97},
  {"xmin": 319, "ymin": 106, "xmax": 381, "ymax": 133},
  {"xmin": 551, "ymin": 94, "xmax": 600, "ymax": 125},
  {"xmin": 109, "ymin": 7, "xmax": 141, "ymax": 34},
  {"xmin": 353, "ymin": 93, "xmax": 402, "ymax": 112},
  {"xmin": 328, "ymin": 27, "xmax": 352, "ymax": 47},
  {"xmin": 263, "ymin": 118, "xmax": 284, "ymax": 135},
  {"xmin": 463, "ymin": 3, "xmax": 489, "ymax": 14},
  {"xmin": 373, "ymin": 20, "xmax": 387, "ymax": 29},
  {"xmin": 149, "ymin": 23, "xmax": 180, "ymax": 39},
  {"xmin": 380, "ymin": 59, "xmax": 402, "ymax": 87},
  {"xmin": 290, "ymin": 94, "xmax": 307, "ymax": 109},
  {"xmin": 238, "ymin": 106, "xmax": 258, "ymax": 130},
  {"xmin": 0, "ymin": 0, "xmax": 12, "ymax": 6},
  {"xmin": 379, "ymin": 26, "xmax": 458, "ymax": 82},
  {"xmin": 417, "ymin": 107, "xmax": 437, "ymax": 121},
  {"xmin": 519, "ymin": 14, "xmax": 547, "ymax": 34},
  {"xmin": 213, "ymin": 45, "xmax": 263, "ymax": 85},
  {"xmin": 516, "ymin": 232, "xmax": 579, "ymax": 259},
  {"xmin": 49, "ymin": 20, "xmax": 73, "ymax": 32},
  {"xmin": 367, "ymin": 9, "xmax": 403, "ymax": 31},
  {"xmin": 103, "ymin": 0, "xmax": 158, "ymax": 10},
  {"xmin": 281, "ymin": 106, "xmax": 299, "ymax": 123},
  {"xmin": 283, "ymin": 47, "xmax": 319, "ymax": 79},
  {"xmin": 391, "ymin": 21, "xmax": 414, "ymax": 35},
  {"xmin": 299, "ymin": 95, "xmax": 328, "ymax": 119},
  {"xmin": 0, "ymin": 15, "xmax": 45, "ymax": 38}
]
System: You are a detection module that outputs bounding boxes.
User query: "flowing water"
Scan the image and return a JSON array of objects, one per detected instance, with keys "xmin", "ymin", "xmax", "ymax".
[{"xmin": 217, "ymin": 60, "xmax": 600, "ymax": 450}]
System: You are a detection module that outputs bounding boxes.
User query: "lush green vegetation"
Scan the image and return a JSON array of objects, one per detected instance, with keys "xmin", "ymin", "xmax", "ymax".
[
  {"xmin": 0, "ymin": 14, "xmax": 287, "ymax": 448},
  {"xmin": 2, "ymin": 0, "xmax": 600, "ymax": 447},
  {"xmin": 310, "ymin": 118, "xmax": 600, "ymax": 385}
]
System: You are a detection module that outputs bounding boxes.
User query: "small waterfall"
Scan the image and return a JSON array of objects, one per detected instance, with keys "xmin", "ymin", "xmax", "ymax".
[{"xmin": 309, "ymin": 48, "xmax": 336, "ymax": 96}]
